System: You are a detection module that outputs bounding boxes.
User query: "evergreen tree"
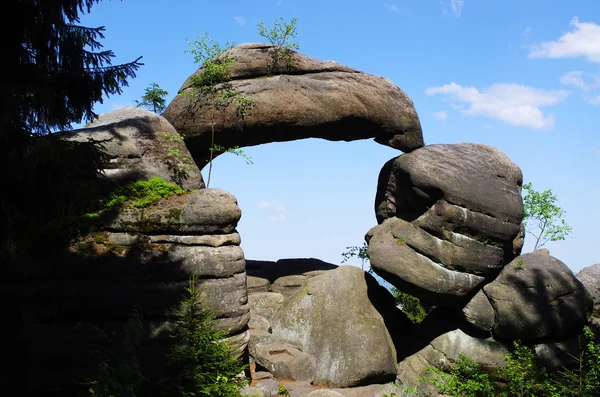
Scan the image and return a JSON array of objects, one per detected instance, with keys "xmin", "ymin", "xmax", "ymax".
[
  {"xmin": 1, "ymin": 0, "xmax": 142, "ymax": 261},
  {"xmin": 135, "ymin": 82, "xmax": 169, "ymax": 113}
]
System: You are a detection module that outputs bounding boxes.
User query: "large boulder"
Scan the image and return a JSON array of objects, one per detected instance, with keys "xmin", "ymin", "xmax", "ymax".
[
  {"xmin": 577, "ymin": 264, "xmax": 600, "ymax": 317},
  {"xmin": 462, "ymin": 252, "xmax": 593, "ymax": 342},
  {"xmin": 64, "ymin": 106, "xmax": 204, "ymax": 190},
  {"xmin": 163, "ymin": 43, "xmax": 424, "ymax": 167},
  {"xmin": 368, "ymin": 143, "xmax": 524, "ymax": 305},
  {"xmin": 270, "ymin": 266, "xmax": 407, "ymax": 387}
]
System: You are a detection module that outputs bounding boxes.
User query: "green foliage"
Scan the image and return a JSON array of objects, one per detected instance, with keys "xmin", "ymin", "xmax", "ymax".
[
  {"xmin": 257, "ymin": 17, "xmax": 300, "ymax": 73},
  {"xmin": 135, "ymin": 82, "xmax": 169, "ymax": 113},
  {"xmin": 210, "ymin": 145, "xmax": 254, "ymax": 165},
  {"xmin": 1, "ymin": 0, "xmax": 141, "ymax": 262},
  {"xmin": 522, "ymin": 182, "xmax": 572, "ymax": 250},
  {"xmin": 516, "ymin": 259, "xmax": 526, "ymax": 271},
  {"xmin": 278, "ymin": 384, "xmax": 290, "ymax": 396},
  {"xmin": 421, "ymin": 354, "xmax": 495, "ymax": 397},
  {"xmin": 500, "ymin": 341, "xmax": 549, "ymax": 397},
  {"xmin": 81, "ymin": 309, "xmax": 147, "ymax": 397},
  {"xmin": 391, "ymin": 287, "xmax": 434, "ymax": 324},
  {"xmin": 341, "ymin": 242, "xmax": 371, "ymax": 272},
  {"xmin": 381, "ymin": 381, "xmax": 417, "ymax": 396},
  {"xmin": 160, "ymin": 276, "xmax": 247, "ymax": 397},
  {"xmin": 185, "ymin": 31, "xmax": 256, "ymax": 188},
  {"xmin": 550, "ymin": 328, "xmax": 600, "ymax": 397},
  {"xmin": 103, "ymin": 177, "xmax": 184, "ymax": 209},
  {"xmin": 341, "ymin": 242, "xmax": 433, "ymax": 323}
]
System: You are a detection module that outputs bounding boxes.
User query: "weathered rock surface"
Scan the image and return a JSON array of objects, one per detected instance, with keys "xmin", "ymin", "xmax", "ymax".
[
  {"xmin": 64, "ymin": 106, "xmax": 204, "ymax": 190},
  {"xmin": 577, "ymin": 264, "xmax": 600, "ymax": 316},
  {"xmin": 462, "ymin": 252, "xmax": 593, "ymax": 342},
  {"xmin": 369, "ymin": 143, "xmax": 524, "ymax": 304},
  {"xmin": 254, "ymin": 341, "xmax": 317, "ymax": 383},
  {"xmin": 100, "ymin": 188, "xmax": 241, "ymax": 235},
  {"xmin": 163, "ymin": 43, "xmax": 424, "ymax": 167},
  {"xmin": 271, "ymin": 266, "xmax": 406, "ymax": 388}
]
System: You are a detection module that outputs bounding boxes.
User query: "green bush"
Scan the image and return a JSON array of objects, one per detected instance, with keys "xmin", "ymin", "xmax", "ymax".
[
  {"xmin": 159, "ymin": 276, "xmax": 247, "ymax": 397},
  {"xmin": 421, "ymin": 354, "xmax": 495, "ymax": 397},
  {"xmin": 103, "ymin": 176, "xmax": 184, "ymax": 209}
]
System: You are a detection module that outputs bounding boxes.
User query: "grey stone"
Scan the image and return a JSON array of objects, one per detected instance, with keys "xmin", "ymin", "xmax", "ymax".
[
  {"xmin": 461, "ymin": 290, "xmax": 496, "ymax": 332},
  {"xmin": 306, "ymin": 391, "xmax": 345, "ymax": 397},
  {"xmin": 254, "ymin": 341, "xmax": 316, "ymax": 382},
  {"xmin": 271, "ymin": 275, "xmax": 307, "ymax": 299},
  {"xmin": 249, "ymin": 292, "xmax": 285, "ymax": 322},
  {"xmin": 271, "ymin": 266, "xmax": 403, "ymax": 387},
  {"xmin": 255, "ymin": 378, "xmax": 280, "ymax": 397},
  {"xmin": 369, "ymin": 143, "xmax": 525, "ymax": 304},
  {"xmin": 480, "ymin": 252, "xmax": 593, "ymax": 341},
  {"xmin": 100, "ymin": 188, "xmax": 242, "ymax": 235},
  {"xmin": 64, "ymin": 106, "xmax": 204, "ymax": 190},
  {"xmin": 149, "ymin": 232, "xmax": 241, "ymax": 246},
  {"xmin": 248, "ymin": 276, "xmax": 271, "ymax": 293},
  {"xmin": 163, "ymin": 43, "xmax": 424, "ymax": 168}
]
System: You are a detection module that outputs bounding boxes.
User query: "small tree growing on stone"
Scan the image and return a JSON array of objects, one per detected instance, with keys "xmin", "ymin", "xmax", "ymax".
[
  {"xmin": 185, "ymin": 32, "xmax": 255, "ymax": 187},
  {"xmin": 257, "ymin": 17, "xmax": 300, "ymax": 73},
  {"xmin": 135, "ymin": 82, "xmax": 169, "ymax": 113},
  {"xmin": 522, "ymin": 182, "xmax": 572, "ymax": 251}
]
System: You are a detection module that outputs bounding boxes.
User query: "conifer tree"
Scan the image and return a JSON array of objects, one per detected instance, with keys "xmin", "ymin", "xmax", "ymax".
[{"xmin": 1, "ymin": 0, "xmax": 142, "ymax": 261}]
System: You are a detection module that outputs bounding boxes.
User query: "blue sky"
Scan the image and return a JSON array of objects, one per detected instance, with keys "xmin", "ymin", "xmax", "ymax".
[{"xmin": 78, "ymin": 0, "xmax": 600, "ymax": 274}]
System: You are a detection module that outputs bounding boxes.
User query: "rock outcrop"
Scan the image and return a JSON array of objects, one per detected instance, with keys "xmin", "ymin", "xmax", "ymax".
[
  {"xmin": 269, "ymin": 266, "xmax": 407, "ymax": 388},
  {"xmin": 64, "ymin": 106, "xmax": 204, "ymax": 190},
  {"xmin": 462, "ymin": 252, "xmax": 593, "ymax": 342},
  {"xmin": 163, "ymin": 43, "xmax": 424, "ymax": 167},
  {"xmin": 368, "ymin": 143, "xmax": 524, "ymax": 304}
]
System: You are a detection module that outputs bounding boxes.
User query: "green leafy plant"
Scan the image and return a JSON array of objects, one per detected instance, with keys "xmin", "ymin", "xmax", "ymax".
[
  {"xmin": 382, "ymin": 381, "xmax": 417, "ymax": 396},
  {"xmin": 500, "ymin": 341, "xmax": 549, "ymax": 397},
  {"xmin": 391, "ymin": 287, "xmax": 434, "ymax": 324},
  {"xmin": 341, "ymin": 242, "xmax": 434, "ymax": 323},
  {"xmin": 135, "ymin": 82, "xmax": 169, "ymax": 113},
  {"xmin": 257, "ymin": 17, "xmax": 300, "ymax": 73},
  {"xmin": 185, "ymin": 31, "xmax": 256, "ymax": 188},
  {"xmin": 278, "ymin": 384, "xmax": 290, "ymax": 396},
  {"xmin": 522, "ymin": 182, "xmax": 572, "ymax": 251},
  {"xmin": 550, "ymin": 328, "xmax": 600, "ymax": 397},
  {"xmin": 159, "ymin": 276, "xmax": 247, "ymax": 397},
  {"xmin": 421, "ymin": 354, "xmax": 495, "ymax": 397},
  {"xmin": 515, "ymin": 259, "xmax": 526, "ymax": 271},
  {"xmin": 341, "ymin": 242, "xmax": 371, "ymax": 273},
  {"xmin": 103, "ymin": 177, "xmax": 184, "ymax": 209}
]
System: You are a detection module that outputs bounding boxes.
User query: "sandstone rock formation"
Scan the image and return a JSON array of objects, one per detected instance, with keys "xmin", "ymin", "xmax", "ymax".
[
  {"xmin": 368, "ymin": 143, "xmax": 524, "ymax": 304},
  {"xmin": 163, "ymin": 43, "xmax": 424, "ymax": 167},
  {"xmin": 64, "ymin": 106, "xmax": 204, "ymax": 190},
  {"xmin": 461, "ymin": 252, "xmax": 593, "ymax": 342},
  {"xmin": 577, "ymin": 263, "xmax": 600, "ymax": 336},
  {"xmin": 9, "ymin": 187, "xmax": 248, "ymax": 393},
  {"xmin": 269, "ymin": 266, "xmax": 407, "ymax": 388}
]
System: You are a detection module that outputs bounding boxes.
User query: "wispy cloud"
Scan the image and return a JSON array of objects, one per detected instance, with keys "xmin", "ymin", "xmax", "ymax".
[
  {"xmin": 483, "ymin": 124, "xmax": 494, "ymax": 130},
  {"xmin": 233, "ymin": 16, "xmax": 246, "ymax": 27},
  {"xmin": 560, "ymin": 71, "xmax": 600, "ymax": 105},
  {"xmin": 258, "ymin": 200, "xmax": 287, "ymax": 221},
  {"xmin": 426, "ymin": 82, "xmax": 568, "ymax": 129},
  {"xmin": 111, "ymin": 102, "xmax": 131, "ymax": 111},
  {"xmin": 529, "ymin": 18, "xmax": 600, "ymax": 63},
  {"xmin": 384, "ymin": 4, "xmax": 399, "ymax": 12},
  {"xmin": 593, "ymin": 147, "xmax": 600, "ymax": 157},
  {"xmin": 433, "ymin": 111, "xmax": 448, "ymax": 120},
  {"xmin": 443, "ymin": 0, "xmax": 464, "ymax": 17}
]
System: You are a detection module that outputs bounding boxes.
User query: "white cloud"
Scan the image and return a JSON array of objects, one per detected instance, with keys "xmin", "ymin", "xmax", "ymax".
[
  {"xmin": 522, "ymin": 27, "xmax": 532, "ymax": 36},
  {"xmin": 433, "ymin": 111, "xmax": 448, "ymax": 120},
  {"xmin": 483, "ymin": 124, "xmax": 494, "ymax": 130},
  {"xmin": 384, "ymin": 4, "xmax": 399, "ymax": 12},
  {"xmin": 593, "ymin": 147, "xmax": 600, "ymax": 157},
  {"xmin": 560, "ymin": 71, "xmax": 600, "ymax": 105},
  {"xmin": 111, "ymin": 102, "xmax": 131, "ymax": 111},
  {"xmin": 560, "ymin": 71, "xmax": 590, "ymax": 90},
  {"xmin": 450, "ymin": 0, "xmax": 464, "ymax": 17},
  {"xmin": 257, "ymin": 200, "xmax": 286, "ymax": 211},
  {"xmin": 268, "ymin": 214, "xmax": 287, "ymax": 222},
  {"xmin": 529, "ymin": 18, "xmax": 600, "ymax": 63},
  {"xmin": 233, "ymin": 16, "xmax": 246, "ymax": 27},
  {"xmin": 426, "ymin": 82, "xmax": 569, "ymax": 129}
]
